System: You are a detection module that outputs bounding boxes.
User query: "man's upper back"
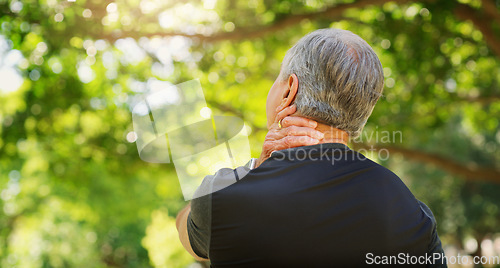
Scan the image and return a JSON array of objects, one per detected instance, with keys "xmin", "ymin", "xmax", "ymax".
[{"xmin": 188, "ymin": 143, "xmax": 443, "ymax": 267}]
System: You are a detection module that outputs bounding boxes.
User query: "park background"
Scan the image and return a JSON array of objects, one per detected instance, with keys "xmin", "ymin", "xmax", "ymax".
[{"xmin": 1, "ymin": 0, "xmax": 500, "ymax": 267}]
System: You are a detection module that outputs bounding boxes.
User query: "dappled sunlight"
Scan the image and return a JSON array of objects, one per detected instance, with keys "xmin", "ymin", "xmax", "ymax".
[
  {"xmin": 0, "ymin": 0, "xmax": 499, "ymax": 266},
  {"xmin": 142, "ymin": 209, "xmax": 194, "ymax": 268},
  {"xmin": 0, "ymin": 36, "xmax": 24, "ymax": 94}
]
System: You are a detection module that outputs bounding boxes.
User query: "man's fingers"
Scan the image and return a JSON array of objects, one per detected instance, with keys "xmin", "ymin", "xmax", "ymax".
[
  {"xmin": 274, "ymin": 104, "xmax": 297, "ymax": 124},
  {"xmin": 275, "ymin": 126, "xmax": 324, "ymax": 140},
  {"xmin": 281, "ymin": 116, "xmax": 318, "ymax": 129},
  {"xmin": 261, "ymin": 104, "xmax": 323, "ymax": 162}
]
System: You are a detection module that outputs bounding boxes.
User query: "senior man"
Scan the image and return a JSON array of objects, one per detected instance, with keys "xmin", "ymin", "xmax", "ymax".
[{"xmin": 176, "ymin": 28, "xmax": 446, "ymax": 267}]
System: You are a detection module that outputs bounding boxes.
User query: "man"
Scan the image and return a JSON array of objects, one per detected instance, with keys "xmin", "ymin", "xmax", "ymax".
[{"xmin": 176, "ymin": 28, "xmax": 446, "ymax": 267}]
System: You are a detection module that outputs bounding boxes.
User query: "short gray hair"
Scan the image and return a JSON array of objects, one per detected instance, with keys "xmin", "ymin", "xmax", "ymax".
[{"xmin": 280, "ymin": 28, "xmax": 384, "ymax": 138}]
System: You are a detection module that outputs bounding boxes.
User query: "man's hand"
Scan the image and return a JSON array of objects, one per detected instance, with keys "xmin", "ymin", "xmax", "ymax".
[{"xmin": 255, "ymin": 104, "xmax": 323, "ymax": 168}]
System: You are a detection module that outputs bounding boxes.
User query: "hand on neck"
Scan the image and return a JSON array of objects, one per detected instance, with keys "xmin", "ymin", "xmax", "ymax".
[{"xmin": 285, "ymin": 113, "xmax": 349, "ymax": 145}]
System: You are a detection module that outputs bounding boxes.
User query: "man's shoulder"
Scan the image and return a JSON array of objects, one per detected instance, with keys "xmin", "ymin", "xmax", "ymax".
[
  {"xmin": 342, "ymin": 154, "xmax": 422, "ymax": 207},
  {"xmin": 350, "ymin": 154, "xmax": 407, "ymax": 183},
  {"xmin": 192, "ymin": 164, "xmax": 252, "ymax": 200}
]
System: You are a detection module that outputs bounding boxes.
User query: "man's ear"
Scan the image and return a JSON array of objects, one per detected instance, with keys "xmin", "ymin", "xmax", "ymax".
[{"xmin": 279, "ymin": 73, "xmax": 299, "ymax": 109}]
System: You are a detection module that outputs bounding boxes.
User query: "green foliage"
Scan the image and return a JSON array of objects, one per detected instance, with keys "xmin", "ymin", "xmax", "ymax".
[
  {"xmin": 0, "ymin": 0, "xmax": 499, "ymax": 267},
  {"xmin": 142, "ymin": 209, "xmax": 193, "ymax": 268}
]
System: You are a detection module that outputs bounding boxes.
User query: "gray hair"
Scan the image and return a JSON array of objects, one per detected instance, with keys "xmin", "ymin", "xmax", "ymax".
[{"xmin": 280, "ymin": 28, "xmax": 384, "ymax": 138}]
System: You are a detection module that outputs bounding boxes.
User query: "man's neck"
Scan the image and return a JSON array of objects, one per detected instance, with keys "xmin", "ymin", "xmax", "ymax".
[{"xmin": 315, "ymin": 123, "xmax": 349, "ymax": 145}]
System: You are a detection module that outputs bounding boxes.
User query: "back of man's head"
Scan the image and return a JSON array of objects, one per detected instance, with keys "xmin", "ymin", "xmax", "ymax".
[{"xmin": 280, "ymin": 28, "xmax": 384, "ymax": 139}]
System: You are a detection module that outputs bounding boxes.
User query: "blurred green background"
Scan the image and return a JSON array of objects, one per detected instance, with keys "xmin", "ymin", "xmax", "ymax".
[{"xmin": 1, "ymin": 0, "xmax": 500, "ymax": 267}]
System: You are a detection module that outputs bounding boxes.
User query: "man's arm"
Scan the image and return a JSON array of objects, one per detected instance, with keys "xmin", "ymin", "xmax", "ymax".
[
  {"xmin": 175, "ymin": 204, "xmax": 209, "ymax": 262},
  {"xmin": 418, "ymin": 201, "xmax": 447, "ymax": 268}
]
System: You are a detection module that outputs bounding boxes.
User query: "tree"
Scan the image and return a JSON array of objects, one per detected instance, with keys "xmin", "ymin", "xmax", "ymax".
[{"xmin": 0, "ymin": 0, "xmax": 499, "ymax": 267}]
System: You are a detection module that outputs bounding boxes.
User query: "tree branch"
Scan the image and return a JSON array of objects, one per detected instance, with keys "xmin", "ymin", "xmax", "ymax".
[
  {"xmin": 448, "ymin": 91, "xmax": 500, "ymax": 104},
  {"xmin": 454, "ymin": 3, "xmax": 500, "ymax": 57},
  {"xmin": 99, "ymin": 0, "xmax": 413, "ymax": 43},
  {"xmin": 357, "ymin": 144, "xmax": 500, "ymax": 184},
  {"xmin": 207, "ymin": 99, "xmax": 267, "ymax": 132},
  {"xmin": 91, "ymin": 0, "xmax": 500, "ymax": 61},
  {"xmin": 480, "ymin": 0, "xmax": 500, "ymax": 24},
  {"xmin": 460, "ymin": 94, "xmax": 500, "ymax": 104}
]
